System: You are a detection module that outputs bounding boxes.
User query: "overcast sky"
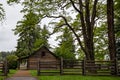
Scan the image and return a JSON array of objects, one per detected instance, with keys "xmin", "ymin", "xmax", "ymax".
[{"xmin": 0, "ymin": 0, "xmax": 23, "ymax": 52}]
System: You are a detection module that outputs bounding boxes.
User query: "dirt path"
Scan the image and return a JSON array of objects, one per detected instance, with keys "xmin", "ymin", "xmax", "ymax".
[
  {"xmin": 5, "ymin": 70, "xmax": 38, "ymax": 80},
  {"xmin": 12, "ymin": 70, "xmax": 32, "ymax": 77}
]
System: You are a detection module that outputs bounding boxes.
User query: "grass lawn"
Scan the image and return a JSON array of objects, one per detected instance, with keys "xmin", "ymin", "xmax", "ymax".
[
  {"xmin": 0, "ymin": 76, "xmax": 4, "ymax": 80},
  {"xmin": 0, "ymin": 69, "xmax": 17, "ymax": 80},
  {"xmin": 7, "ymin": 69, "xmax": 17, "ymax": 77},
  {"xmin": 30, "ymin": 70, "xmax": 120, "ymax": 80},
  {"xmin": 0, "ymin": 71, "xmax": 4, "ymax": 80},
  {"xmin": 38, "ymin": 75, "xmax": 120, "ymax": 80}
]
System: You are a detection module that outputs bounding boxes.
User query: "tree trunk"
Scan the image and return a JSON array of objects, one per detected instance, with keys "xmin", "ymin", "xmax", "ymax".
[
  {"xmin": 107, "ymin": 0, "xmax": 116, "ymax": 60},
  {"xmin": 80, "ymin": 0, "xmax": 98, "ymax": 60},
  {"xmin": 67, "ymin": 0, "xmax": 98, "ymax": 60}
]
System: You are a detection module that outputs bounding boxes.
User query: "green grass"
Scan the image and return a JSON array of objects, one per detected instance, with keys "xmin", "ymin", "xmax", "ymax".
[
  {"xmin": 0, "ymin": 76, "xmax": 4, "ymax": 80},
  {"xmin": 7, "ymin": 69, "xmax": 17, "ymax": 77},
  {"xmin": 0, "ymin": 69, "xmax": 17, "ymax": 80},
  {"xmin": 38, "ymin": 75, "xmax": 120, "ymax": 80},
  {"xmin": 30, "ymin": 70, "xmax": 120, "ymax": 80}
]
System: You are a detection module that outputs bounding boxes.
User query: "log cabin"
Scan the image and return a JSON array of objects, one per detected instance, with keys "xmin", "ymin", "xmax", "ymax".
[{"xmin": 18, "ymin": 46, "xmax": 59, "ymax": 70}]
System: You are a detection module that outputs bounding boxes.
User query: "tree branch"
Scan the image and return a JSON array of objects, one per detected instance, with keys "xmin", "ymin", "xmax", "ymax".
[
  {"xmin": 85, "ymin": 0, "xmax": 91, "ymax": 36},
  {"xmin": 46, "ymin": 15, "xmax": 86, "ymax": 54},
  {"xmin": 49, "ymin": 24, "xmax": 66, "ymax": 35},
  {"xmin": 61, "ymin": 16, "xmax": 87, "ymax": 54},
  {"xmin": 70, "ymin": 0, "xmax": 82, "ymax": 13},
  {"xmin": 61, "ymin": 2, "xmax": 71, "ymax": 9},
  {"xmin": 91, "ymin": 0, "xmax": 98, "ymax": 28}
]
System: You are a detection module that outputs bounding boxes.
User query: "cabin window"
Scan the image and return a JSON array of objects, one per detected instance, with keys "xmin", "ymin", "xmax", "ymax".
[{"xmin": 41, "ymin": 51, "xmax": 46, "ymax": 57}]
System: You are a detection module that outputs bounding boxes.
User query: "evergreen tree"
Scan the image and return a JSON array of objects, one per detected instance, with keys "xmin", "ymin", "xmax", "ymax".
[
  {"xmin": 33, "ymin": 25, "xmax": 50, "ymax": 50},
  {"xmin": 55, "ymin": 27, "xmax": 75, "ymax": 59},
  {"xmin": 15, "ymin": 13, "xmax": 50, "ymax": 58},
  {"xmin": 14, "ymin": 11, "xmax": 41, "ymax": 58}
]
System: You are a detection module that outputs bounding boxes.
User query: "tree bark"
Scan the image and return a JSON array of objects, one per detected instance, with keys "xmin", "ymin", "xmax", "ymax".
[
  {"xmin": 107, "ymin": 0, "xmax": 116, "ymax": 60},
  {"xmin": 78, "ymin": 0, "xmax": 98, "ymax": 60}
]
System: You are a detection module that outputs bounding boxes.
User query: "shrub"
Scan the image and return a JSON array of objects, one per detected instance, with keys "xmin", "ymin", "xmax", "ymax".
[{"xmin": 6, "ymin": 55, "xmax": 18, "ymax": 69}]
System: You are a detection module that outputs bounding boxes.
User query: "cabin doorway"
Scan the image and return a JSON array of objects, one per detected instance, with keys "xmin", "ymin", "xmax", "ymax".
[{"xmin": 19, "ymin": 59, "xmax": 28, "ymax": 70}]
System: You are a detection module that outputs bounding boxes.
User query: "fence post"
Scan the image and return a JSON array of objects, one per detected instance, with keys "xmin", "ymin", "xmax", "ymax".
[
  {"xmin": 37, "ymin": 61, "xmax": 40, "ymax": 76},
  {"xmin": 17, "ymin": 60, "xmax": 20, "ymax": 69},
  {"xmin": 115, "ymin": 58, "xmax": 118, "ymax": 75},
  {"xmin": 60, "ymin": 57, "xmax": 63, "ymax": 75},
  {"xmin": 82, "ymin": 59, "xmax": 86, "ymax": 75},
  {"xmin": 4, "ymin": 60, "xmax": 8, "ymax": 76}
]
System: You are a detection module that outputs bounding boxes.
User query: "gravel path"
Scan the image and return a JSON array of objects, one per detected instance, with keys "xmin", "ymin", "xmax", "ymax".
[
  {"xmin": 12, "ymin": 70, "xmax": 32, "ymax": 77},
  {"xmin": 5, "ymin": 70, "xmax": 38, "ymax": 80},
  {"xmin": 5, "ymin": 77, "xmax": 38, "ymax": 80}
]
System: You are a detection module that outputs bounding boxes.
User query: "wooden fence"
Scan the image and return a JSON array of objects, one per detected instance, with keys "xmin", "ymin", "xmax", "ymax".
[
  {"xmin": 37, "ymin": 58, "xmax": 120, "ymax": 76},
  {"xmin": 0, "ymin": 60, "xmax": 8, "ymax": 76},
  {"xmin": 116, "ymin": 60, "xmax": 120, "ymax": 76},
  {"xmin": 61, "ymin": 59, "xmax": 83, "ymax": 75},
  {"xmin": 37, "ymin": 61, "xmax": 61, "ymax": 75},
  {"xmin": 83, "ymin": 60, "xmax": 115, "ymax": 75}
]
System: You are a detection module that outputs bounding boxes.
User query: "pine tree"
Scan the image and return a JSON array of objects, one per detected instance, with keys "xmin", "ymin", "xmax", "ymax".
[{"xmin": 55, "ymin": 27, "xmax": 75, "ymax": 59}]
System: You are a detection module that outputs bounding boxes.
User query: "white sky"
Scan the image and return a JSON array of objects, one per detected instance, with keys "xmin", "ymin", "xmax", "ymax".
[{"xmin": 0, "ymin": 0, "xmax": 23, "ymax": 51}]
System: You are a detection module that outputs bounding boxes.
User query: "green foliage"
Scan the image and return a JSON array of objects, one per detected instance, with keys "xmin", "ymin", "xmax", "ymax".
[
  {"xmin": 7, "ymin": 0, "xmax": 19, "ymax": 5},
  {"xmin": 55, "ymin": 27, "xmax": 75, "ymax": 59},
  {"xmin": 33, "ymin": 25, "xmax": 50, "ymax": 50},
  {"xmin": 77, "ymin": 49, "xmax": 85, "ymax": 60},
  {"xmin": 6, "ymin": 55, "xmax": 18, "ymax": 69},
  {"xmin": 94, "ymin": 24, "xmax": 108, "ymax": 60},
  {"xmin": 14, "ymin": 11, "xmax": 50, "ymax": 58},
  {"xmin": 114, "ymin": 0, "xmax": 120, "ymax": 60},
  {"xmin": 114, "ymin": 0, "xmax": 120, "ymax": 38},
  {"xmin": 14, "ymin": 11, "xmax": 41, "ymax": 58},
  {"xmin": 0, "ymin": 51, "xmax": 15, "ymax": 60}
]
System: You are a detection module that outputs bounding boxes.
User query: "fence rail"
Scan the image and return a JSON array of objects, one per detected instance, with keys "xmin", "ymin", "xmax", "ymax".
[
  {"xmin": 37, "ymin": 61, "xmax": 61, "ymax": 76},
  {"xmin": 83, "ymin": 60, "xmax": 115, "ymax": 75},
  {"xmin": 0, "ymin": 60, "xmax": 8, "ymax": 76},
  {"xmin": 37, "ymin": 58, "xmax": 120, "ymax": 76},
  {"xmin": 62, "ymin": 59, "xmax": 82, "ymax": 75}
]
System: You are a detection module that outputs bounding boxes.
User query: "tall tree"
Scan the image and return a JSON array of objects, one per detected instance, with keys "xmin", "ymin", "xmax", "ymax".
[
  {"xmin": 107, "ymin": 0, "xmax": 116, "ymax": 60},
  {"xmin": 55, "ymin": 27, "xmax": 75, "ymax": 59},
  {"xmin": 14, "ymin": 11, "xmax": 41, "ymax": 58}
]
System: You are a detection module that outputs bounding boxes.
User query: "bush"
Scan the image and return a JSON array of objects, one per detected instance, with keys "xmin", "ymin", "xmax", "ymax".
[{"xmin": 6, "ymin": 55, "xmax": 18, "ymax": 69}]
